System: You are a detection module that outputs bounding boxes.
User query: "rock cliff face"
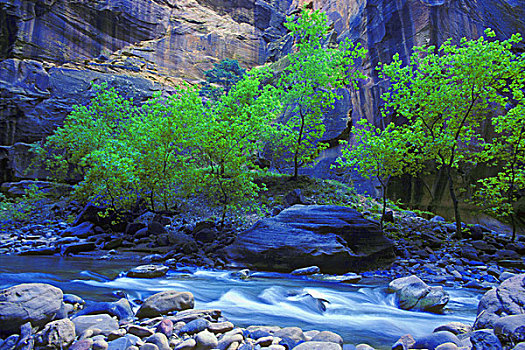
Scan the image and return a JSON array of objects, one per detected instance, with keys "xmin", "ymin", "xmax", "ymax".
[{"xmin": 1, "ymin": 0, "xmax": 524, "ymax": 184}]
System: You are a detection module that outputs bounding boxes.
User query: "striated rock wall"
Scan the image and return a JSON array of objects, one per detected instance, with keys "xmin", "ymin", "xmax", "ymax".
[{"xmin": 0, "ymin": 0, "xmax": 524, "ymax": 187}]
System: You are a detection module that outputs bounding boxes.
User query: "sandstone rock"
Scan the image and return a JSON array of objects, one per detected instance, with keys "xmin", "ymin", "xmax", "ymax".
[
  {"xmin": 474, "ymin": 273, "xmax": 525, "ymax": 329},
  {"xmin": 179, "ymin": 318, "xmax": 209, "ymax": 335},
  {"xmin": 174, "ymin": 339, "xmax": 196, "ymax": 350},
  {"xmin": 37, "ymin": 319, "xmax": 76, "ymax": 349},
  {"xmin": 136, "ymin": 291, "xmax": 194, "ymax": 318},
  {"xmin": 72, "ymin": 314, "xmax": 119, "ymax": 336},
  {"xmin": 0, "ymin": 283, "xmax": 63, "ymax": 336},
  {"xmin": 273, "ymin": 327, "xmax": 306, "ymax": 343},
  {"xmin": 388, "ymin": 275, "xmax": 449, "ymax": 312},
  {"xmin": 223, "ymin": 205, "xmax": 394, "ymax": 274},
  {"xmin": 128, "ymin": 325, "xmax": 154, "ymax": 338}
]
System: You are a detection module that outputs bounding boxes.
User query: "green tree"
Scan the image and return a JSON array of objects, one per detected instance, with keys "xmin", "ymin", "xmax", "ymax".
[
  {"xmin": 273, "ymin": 7, "xmax": 366, "ymax": 179},
  {"xmin": 335, "ymin": 119, "xmax": 424, "ymax": 228},
  {"xmin": 200, "ymin": 59, "xmax": 246, "ymax": 102},
  {"xmin": 472, "ymin": 99, "xmax": 525, "ymax": 240},
  {"xmin": 194, "ymin": 67, "xmax": 281, "ymax": 221},
  {"xmin": 378, "ymin": 29, "xmax": 524, "ymax": 238}
]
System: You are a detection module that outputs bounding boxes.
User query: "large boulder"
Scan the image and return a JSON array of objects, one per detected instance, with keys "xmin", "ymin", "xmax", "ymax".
[
  {"xmin": 136, "ymin": 291, "xmax": 194, "ymax": 319},
  {"xmin": 388, "ymin": 275, "xmax": 449, "ymax": 313},
  {"xmin": 222, "ymin": 205, "xmax": 395, "ymax": 274},
  {"xmin": 474, "ymin": 274, "xmax": 525, "ymax": 330},
  {"xmin": 0, "ymin": 283, "xmax": 64, "ymax": 336}
]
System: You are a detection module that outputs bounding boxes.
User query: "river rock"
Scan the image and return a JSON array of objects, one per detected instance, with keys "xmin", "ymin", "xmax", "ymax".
[
  {"xmin": 156, "ymin": 319, "xmax": 174, "ymax": 337},
  {"xmin": 494, "ymin": 315, "xmax": 525, "ymax": 346},
  {"xmin": 194, "ymin": 330, "xmax": 218, "ymax": 350},
  {"xmin": 174, "ymin": 339, "xmax": 196, "ymax": 350},
  {"xmin": 146, "ymin": 333, "xmax": 170, "ymax": 350},
  {"xmin": 474, "ymin": 273, "xmax": 525, "ymax": 329},
  {"xmin": 469, "ymin": 329, "xmax": 503, "ymax": 350},
  {"xmin": 127, "ymin": 265, "xmax": 169, "ymax": 278},
  {"xmin": 37, "ymin": 319, "xmax": 76, "ymax": 349},
  {"xmin": 222, "ymin": 205, "xmax": 395, "ymax": 274},
  {"xmin": 136, "ymin": 291, "xmax": 194, "ymax": 319},
  {"xmin": 291, "ymin": 266, "xmax": 321, "ymax": 275},
  {"xmin": 310, "ymin": 331, "xmax": 343, "ymax": 345},
  {"xmin": 72, "ymin": 314, "xmax": 119, "ymax": 336},
  {"xmin": 293, "ymin": 342, "xmax": 342, "ymax": 350},
  {"xmin": 74, "ymin": 298, "xmax": 133, "ymax": 320},
  {"xmin": 69, "ymin": 339, "xmax": 94, "ymax": 350},
  {"xmin": 61, "ymin": 222, "xmax": 94, "ymax": 239},
  {"xmin": 388, "ymin": 275, "xmax": 449, "ymax": 312},
  {"xmin": 179, "ymin": 318, "xmax": 209, "ymax": 335},
  {"xmin": 0, "ymin": 283, "xmax": 63, "ymax": 336},
  {"xmin": 413, "ymin": 331, "xmax": 461, "ymax": 350}
]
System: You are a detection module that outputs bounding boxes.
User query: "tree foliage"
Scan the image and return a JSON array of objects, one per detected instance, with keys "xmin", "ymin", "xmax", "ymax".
[
  {"xmin": 200, "ymin": 59, "xmax": 247, "ymax": 102},
  {"xmin": 471, "ymin": 99, "xmax": 525, "ymax": 240},
  {"xmin": 335, "ymin": 119, "xmax": 424, "ymax": 228},
  {"xmin": 378, "ymin": 29, "xmax": 525, "ymax": 237},
  {"xmin": 272, "ymin": 7, "xmax": 366, "ymax": 179}
]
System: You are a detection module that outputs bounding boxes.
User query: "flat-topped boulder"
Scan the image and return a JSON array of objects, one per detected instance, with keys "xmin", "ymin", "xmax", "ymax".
[
  {"xmin": 222, "ymin": 205, "xmax": 395, "ymax": 274},
  {"xmin": 0, "ymin": 283, "xmax": 64, "ymax": 336}
]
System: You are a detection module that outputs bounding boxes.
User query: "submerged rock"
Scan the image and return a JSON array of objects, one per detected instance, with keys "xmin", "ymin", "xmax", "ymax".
[
  {"xmin": 222, "ymin": 205, "xmax": 394, "ymax": 274},
  {"xmin": 388, "ymin": 275, "xmax": 449, "ymax": 313}
]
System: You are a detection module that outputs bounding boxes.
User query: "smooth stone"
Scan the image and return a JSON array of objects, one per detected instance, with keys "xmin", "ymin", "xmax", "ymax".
[
  {"xmin": 75, "ymin": 298, "xmax": 133, "ymax": 320},
  {"xmin": 435, "ymin": 343, "xmax": 459, "ymax": 350},
  {"xmin": 156, "ymin": 319, "xmax": 174, "ymax": 337},
  {"xmin": 304, "ymin": 331, "xmax": 321, "ymax": 340},
  {"xmin": 37, "ymin": 319, "xmax": 76, "ymax": 349},
  {"xmin": 218, "ymin": 333, "xmax": 243, "ymax": 350},
  {"xmin": 273, "ymin": 327, "xmax": 306, "ymax": 343},
  {"xmin": 169, "ymin": 309, "xmax": 221, "ymax": 324},
  {"xmin": 255, "ymin": 336, "xmax": 273, "ymax": 347},
  {"xmin": 293, "ymin": 342, "xmax": 342, "ymax": 350},
  {"xmin": 310, "ymin": 331, "xmax": 343, "ymax": 345},
  {"xmin": 127, "ymin": 265, "xmax": 169, "ymax": 278},
  {"xmin": 0, "ymin": 283, "xmax": 63, "ymax": 336},
  {"xmin": 413, "ymin": 331, "xmax": 461, "ymax": 350},
  {"xmin": 388, "ymin": 275, "xmax": 449, "ymax": 312},
  {"xmin": 127, "ymin": 325, "xmax": 154, "ymax": 338},
  {"xmin": 93, "ymin": 339, "xmax": 109, "ymax": 350},
  {"xmin": 355, "ymin": 345, "xmax": 374, "ymax": 350},
  {"xmin": 494, "ymin": 315, "xmax": 525, "ymax": 345},
  {"xmin": 69, "ymin": 339, "xmax": 94, "ymax": 350},
  {"xmin": 107, "ymin": 336, "xmax": 135, "ymax": 350},
  {"xmin": 73, "ymin": 314, "xmax": 119, "ymax": 336},
  {"xmin": 195, "ymin": 330, "xmax": 218, "ymax": 350},
  {"xmin": 145, "ymin": 333, "xmax": 170, "ymax": 350},
  {"xmin": 208, "ymin": 321, "xmax": 234, "ymax": 334},
  {"xmin": 179, "ymin": 318, "xmax": 209, "ymax": 335},
  {"xmin": 512, "ymin": 343, "xmax": 525, "ymax": 350},
  {"xmin": 392, "ymin": 334, "xmax": 416, "ymax": 350},
  {"xmin": 291, "ymin": 266, "xmax": 321, "ymax": 276},
  {"xmin": 63, "ymin": 294, "xmax": 85, "ymax": 306},
  {"xmin": 469, "ymin": 329, "xmax": 503, "ymax": 350},
  {"xmin": 174, "ymin": 339, "xmax": 196, "ymax": 350},
  {"xmin": 140, "ymin": 344, "xmax": 159, "ymax": 350},
  {"xmin": 136, "ymin": 291, "xmax": 194, "ymax": 318}
]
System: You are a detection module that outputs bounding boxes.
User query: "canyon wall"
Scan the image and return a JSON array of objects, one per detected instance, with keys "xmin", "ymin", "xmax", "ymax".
[{"xmin": 1, "ymin": 0, "xmax": 524, "ymax": 194}]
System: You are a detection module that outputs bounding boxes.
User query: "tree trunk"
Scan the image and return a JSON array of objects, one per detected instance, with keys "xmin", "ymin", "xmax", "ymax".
[
  {"xmin": 446, "ymin": 165, "xmax": 462, "ymax": 239},
  {"xmin": 511, "ymin": 214, "xmax": 516, "ymax": 242},
  {"xmin": 381, "ymin": 183, "xmax": 387, "ymax": 230}
]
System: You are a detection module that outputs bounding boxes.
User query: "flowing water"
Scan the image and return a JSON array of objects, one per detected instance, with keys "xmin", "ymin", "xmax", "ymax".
[{"xmin": 0, "ymin": 255, "xmax": 482, "ymax": 349}]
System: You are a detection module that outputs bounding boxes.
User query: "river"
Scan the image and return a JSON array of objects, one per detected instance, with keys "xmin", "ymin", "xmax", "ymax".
[{"xmin": 0, "ymin": 255, "xmax": 482, "ymax": 349}]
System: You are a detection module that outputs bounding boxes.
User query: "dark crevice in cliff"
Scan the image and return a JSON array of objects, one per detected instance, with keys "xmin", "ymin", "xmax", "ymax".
[{"xmin": 0, "ymin": 7, "xmax": 18, "ymax": 59}]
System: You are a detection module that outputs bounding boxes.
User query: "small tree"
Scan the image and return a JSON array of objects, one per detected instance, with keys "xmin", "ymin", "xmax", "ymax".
[
  {"xmin": 200, "ymin": 59, "xmax": 246, "ymax": 102},
  {"xmin": 472, "ymin": 100, "xmax": 525, "ymax": 241},
  {"xmin": 378, "ymin": 29, "xmax": 524, "ymax": 238},
  {"xmin": 194, "ymin": 67, "xmax": 281, "ymax": 221},
  {"xmin": 335, "ymin": 119, "xmax": 424, "ymax": 228},
  {"xmin": 274, "ymin": 7, "xmax": 366, "ymax": 179}
]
